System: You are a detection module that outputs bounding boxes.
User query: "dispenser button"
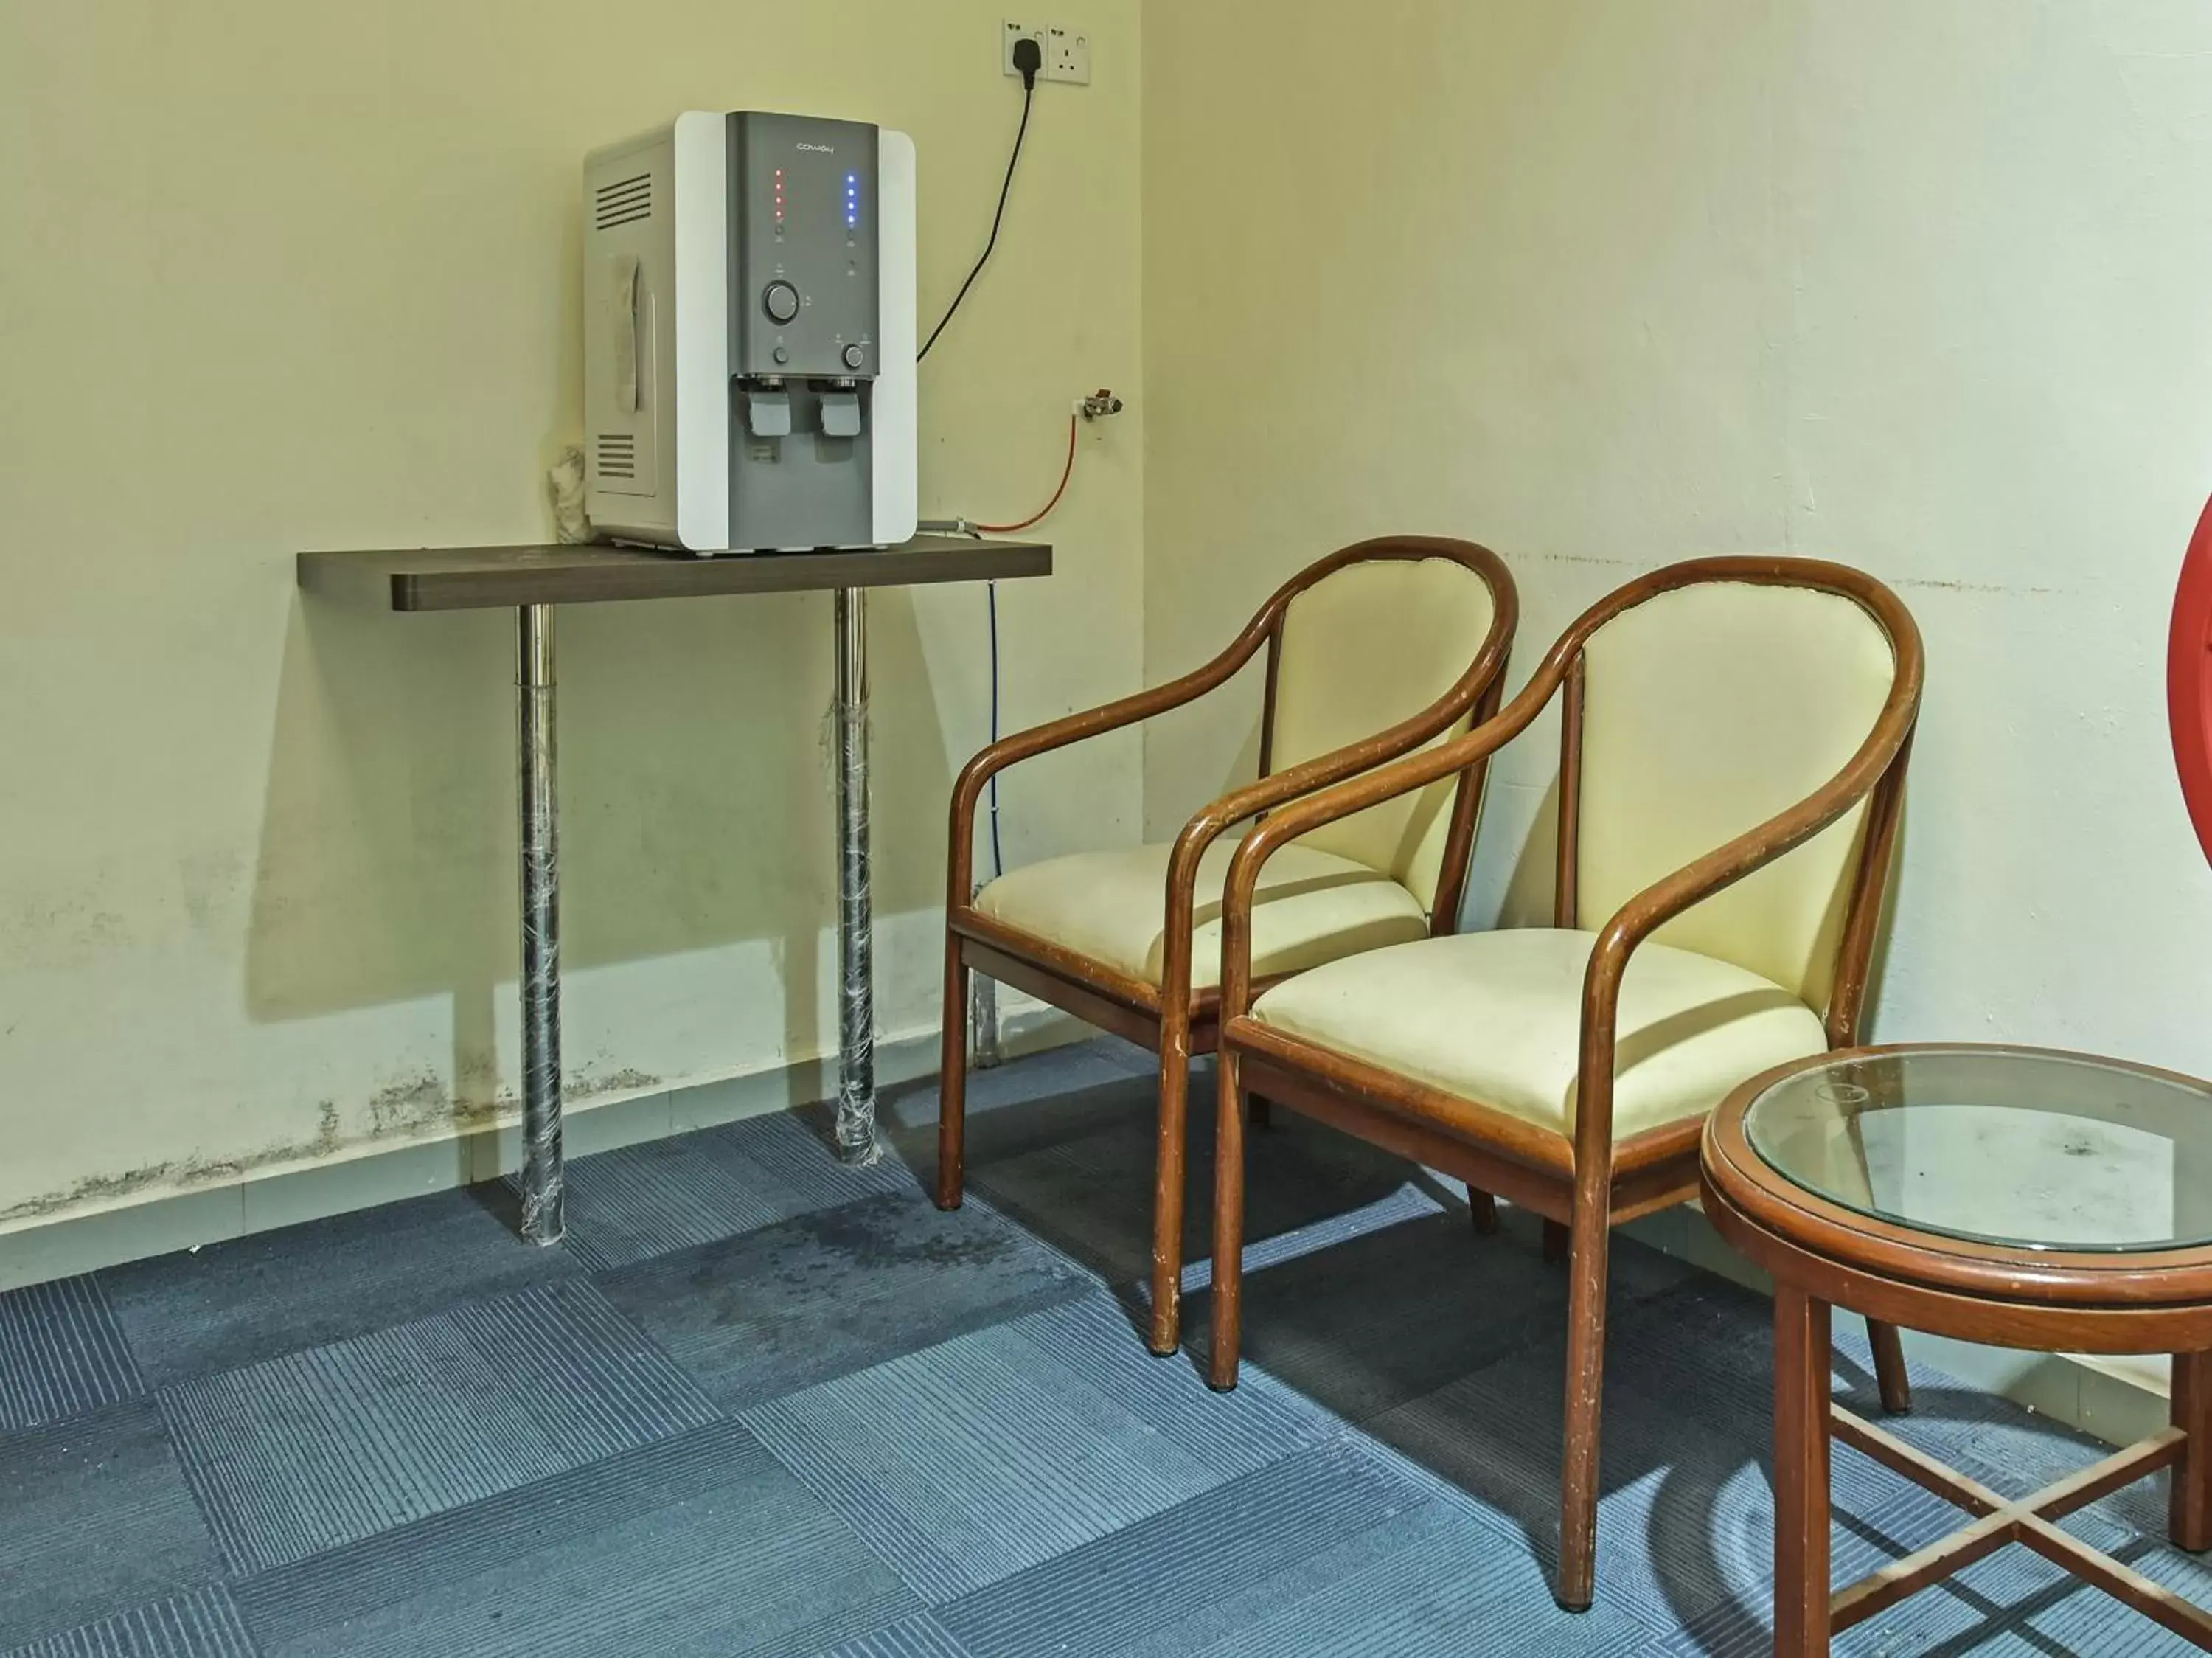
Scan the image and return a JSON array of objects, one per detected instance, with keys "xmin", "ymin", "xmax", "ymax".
[
  {"xmin": 762, "ymin": 280, "xmax": 800, "ymax": 324},
  {"xmin": 842, "ymin": 343, "xmax": 866, "ymax": 370},
  {"xmin": 773, "ymin": 346, "xmax": 789, "ymax": 365}
]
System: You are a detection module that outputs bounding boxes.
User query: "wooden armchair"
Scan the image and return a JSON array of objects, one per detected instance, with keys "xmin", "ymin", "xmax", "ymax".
[
  {"xmin": 938, "ymin": 537, "xmax": 1519, "ymax": 1356},
  {"xmin": 1204, "ymin": 556, "xmax": 1924, "ymax": 1611}
]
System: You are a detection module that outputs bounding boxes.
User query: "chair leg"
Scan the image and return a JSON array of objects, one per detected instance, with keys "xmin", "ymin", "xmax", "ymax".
[
  {"xmin": 1146, "ymin": 1020, "xmax": 1193, "ymax": 1357},
  {"xmin": 1208, "ymin": 1050, "xmax": 1248, "ymax": 1392},
  {"xmin": 1773, "ymin": 1287, "xmax": 1834, "ymax": 1655},
  {"xmin": 935, "ymin": 936, "xmax": 968, "ymax": 1210},
  {"xmin": 1467, "ymin": 1186, "xmax": 1500, "ymax": 1235},
  {"xmin": 1868, "ymin": 1320, "xmax": 1912, "ymax": 1415},
  {"xmin": 1543, "ymin": 1218, "xmax": 1570, "ymax": 1263},
  {"xmin": 1555, "ymin": 1202, "xmax": 1611, "ymax": 1612},
  {"xmin": 2174, "ymin": 1350, "xmax": 2212, "ymax": 1553}
]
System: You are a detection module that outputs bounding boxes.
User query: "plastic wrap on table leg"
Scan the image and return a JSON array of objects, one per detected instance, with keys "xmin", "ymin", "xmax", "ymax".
[
  {"xmin": 517, "ymin": 606, "xmax": 565, "ymax": 1242},
  {"xmin": 970, "ymin": 967, "xmax": 1003, "ymax": 1072},
  {"xmin": 832, "ymin": 589, "xmax": 878, "ymax": 1165},
  {"xmin": 968, "ymin": 875, "xmax": 1003, "ymax": 1070}
]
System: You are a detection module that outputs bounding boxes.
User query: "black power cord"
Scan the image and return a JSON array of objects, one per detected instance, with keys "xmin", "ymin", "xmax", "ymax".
[
  {"xmin": 936, "ymin": 35, "xmax": 1043, "ymax": 883},
  {"xmin": 919, "ymin": 38, "xmax": 1040, "ymax": 362}
]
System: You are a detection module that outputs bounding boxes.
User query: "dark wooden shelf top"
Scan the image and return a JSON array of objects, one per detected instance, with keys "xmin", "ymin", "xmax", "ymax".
[{"xmin": 297, "ymin": 535, "xmax": 1051, "ymax": 611}]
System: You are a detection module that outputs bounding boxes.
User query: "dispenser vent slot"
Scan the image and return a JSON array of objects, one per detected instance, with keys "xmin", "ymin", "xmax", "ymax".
[
  {"xmin": 595, "ymin": 433, "xmax": 637, "ymax": 479},
  {"xmin": 594, "ymin": 173, "xmax": 652, "ymax": 229}
]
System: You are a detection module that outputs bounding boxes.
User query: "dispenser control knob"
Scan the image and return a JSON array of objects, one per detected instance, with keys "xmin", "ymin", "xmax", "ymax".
[
  {"xmin": 842, "ymin": 343, "xmax": 866, "ymax": 370},
  {"xmin": 762, "ymin": 281, "xmax": 800, "ymax": 324}
]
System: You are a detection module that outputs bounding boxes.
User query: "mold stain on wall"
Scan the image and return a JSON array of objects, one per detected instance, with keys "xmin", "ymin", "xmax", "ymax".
[
  {"xmin": 0, "ymin": 1100, "xmax": 344, "ymax": 1225},
  {"xmin": 1, "ymin": 1061, "xmax": 664, "ymax": 1227}
]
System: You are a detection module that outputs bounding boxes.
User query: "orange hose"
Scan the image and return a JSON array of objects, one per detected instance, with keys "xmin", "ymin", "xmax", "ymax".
[{"xmin": 976, "ymin": 414, "xmax": 1079, "ymax": 534}]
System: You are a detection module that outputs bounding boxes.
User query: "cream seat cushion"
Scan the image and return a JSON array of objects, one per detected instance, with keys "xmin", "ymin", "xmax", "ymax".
[
  {"xmin": 1252, "ymin": 927, "xmax": 1828, "ymax": 1140},
  {"xmin": 975, "ymin": 839, "xmax": 1429, "ymax": 993}
]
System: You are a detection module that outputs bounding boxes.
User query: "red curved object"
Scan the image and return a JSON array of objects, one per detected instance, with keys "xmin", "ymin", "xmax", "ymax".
[{"xmin": 2170, "ymin": 494, "xmax": 2212, "ymax": 868}]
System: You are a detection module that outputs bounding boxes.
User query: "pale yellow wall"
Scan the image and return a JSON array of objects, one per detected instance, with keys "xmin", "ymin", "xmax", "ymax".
[
  {"xmin": 1144, "ymin": 1, "xmax": 2212, "ymax": 1072},
  {"xmin": 0, "ymin": 1, "xmax": 1143, "ymax": 1221},
  {"xmin": 15, "ymin": 0, "xmax": 2212, "ymax": 1236}
]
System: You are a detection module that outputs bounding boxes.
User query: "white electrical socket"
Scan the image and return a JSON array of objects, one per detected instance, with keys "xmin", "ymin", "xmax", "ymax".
[
  {"xmin": 1046, "ymin": 25, "xmax": 1091, "ymax": 85},
  {"xmin": 1004, "ymin": 19, "xmax": 1089, "ymax": 84},
  {"xmin": 1002, "ymin": 20, "xmax": 1047, "ymax": 80}
]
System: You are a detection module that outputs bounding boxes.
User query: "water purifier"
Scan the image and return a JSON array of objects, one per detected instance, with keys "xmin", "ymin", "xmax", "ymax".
[{"xmin": 582, "ymin": 111, "xmax": 919, "ymax": 554}]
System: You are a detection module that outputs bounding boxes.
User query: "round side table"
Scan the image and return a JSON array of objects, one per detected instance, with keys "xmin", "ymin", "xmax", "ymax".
[{"xmin": 1701, "ymin": 1043, "xmax": 2212, "ymax": 1656}]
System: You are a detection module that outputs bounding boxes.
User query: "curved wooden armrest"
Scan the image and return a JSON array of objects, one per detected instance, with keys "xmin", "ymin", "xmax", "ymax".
[
  {"xmin": 946, "ymin": 609, "xmax": 1279, "ymax": 902},
  {"xmin": 1153, "ymin": 601, "xmax": 1517, "ymax": 996},
  {"xmin": 1215, "ymin": 626, "xmax": 1582, "ymax": 998},
  {"xmin": 1568, "ymin": 690, "xmax": 1922, "ymax": 1161}
]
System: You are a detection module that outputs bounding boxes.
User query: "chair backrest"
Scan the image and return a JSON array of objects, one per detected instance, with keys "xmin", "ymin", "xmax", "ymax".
[
  {"xmin": 1569, "ymin": 575, "xmax": 1905, "ymax": 1013},
  {"xmin": 1266, "ymin": 548, "xmax": 1504, "ymax": 913}
]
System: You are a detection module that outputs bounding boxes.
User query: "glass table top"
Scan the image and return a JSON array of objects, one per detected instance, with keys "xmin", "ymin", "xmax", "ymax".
[{"xmin": 1743, "ymin": 1047, "xmax": 2212, "ymax": 1253}]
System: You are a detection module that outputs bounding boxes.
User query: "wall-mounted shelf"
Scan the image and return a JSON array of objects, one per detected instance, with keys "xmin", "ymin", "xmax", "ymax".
[{"xmin": 297, "ymin": 535, "xmax": 1051, "ymax": 612}]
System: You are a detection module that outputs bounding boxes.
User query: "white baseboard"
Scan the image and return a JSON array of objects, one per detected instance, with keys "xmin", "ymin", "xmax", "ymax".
[
  {"xmin": 0, "ymin": 1026, "xmax": 947, "ymax": 1291},
  {"xmin": 990, "ymin": 1001, "xmax": 1097, "ymax": 1064}
]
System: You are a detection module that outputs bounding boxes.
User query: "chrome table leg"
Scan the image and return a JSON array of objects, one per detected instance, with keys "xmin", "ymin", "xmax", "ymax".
[{"xmin": 517, "ymin": 602, "xmax": 564, "ymax": 1242}]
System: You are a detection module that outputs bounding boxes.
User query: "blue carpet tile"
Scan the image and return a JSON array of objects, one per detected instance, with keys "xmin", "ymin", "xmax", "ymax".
[
  {"xmin": 1178, "ymin": 1202, "xmax": 1693, "ymax": 1424},
  {"xmin": 159, "ymin": 1279, "xmax": 719, "ymax": 1574},
  {"xmin": 234, "ymin": 1421, "xmax": 914, "ymax": 1658},
  {"xmin": 799, "ymin": 1615, "xmax": 973, "ymax": 1658},
  {"xmin": 4, "ymin": 1039, "xmax": 2211, "ymax": 1655},
  {"xmin": 743, "ymin": 1291, "xmax": 1338, "ymax": 1603},
  {"xmin": 0, "ymin": 1401, "xmax": 223, "ymax": 1650},
  {"xmin": 559, "ymin": 1108, "xmax": 913, "ymax": 1272},
  {"xmin": 0, "ymin": 1588, "xmax": 256, "ymax": 1658},
  {"xmin": 945, "ymin": 1434, "xmax": 1650, "ymax": 1658},
  {"xmin": 0, "ymin": 1276, "xmax": 142, "ymax": 1432},
  {"xmin": 98, "ymin": 1187, "xmax": 581, "ymax": 1387},
  {"xmin": 597, "ymin": 1189, "xmax": 1087, "ymax": 1412}
]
